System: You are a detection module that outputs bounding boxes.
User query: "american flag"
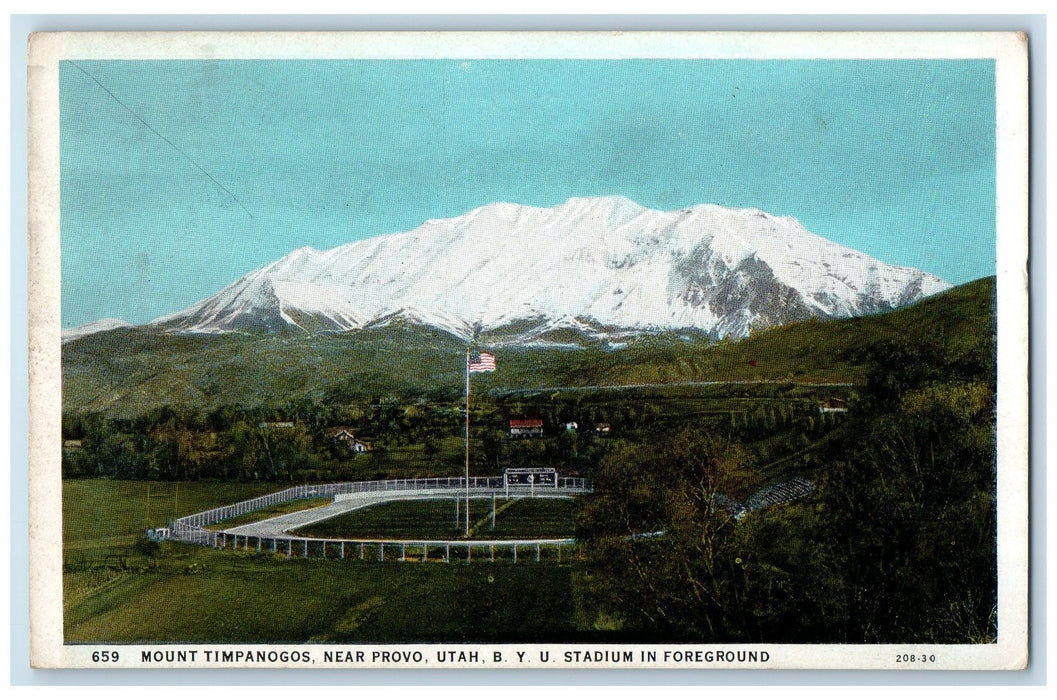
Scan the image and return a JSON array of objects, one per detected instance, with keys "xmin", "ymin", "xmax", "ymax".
[{"xmin": 468, "ymin": 351, "xmax": 496, "ymax": 373}]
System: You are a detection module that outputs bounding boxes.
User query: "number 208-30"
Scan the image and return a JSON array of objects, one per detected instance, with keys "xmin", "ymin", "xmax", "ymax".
[{"xmin": 895, "ymin": 653, "xmax": 936, "ymax": 663}]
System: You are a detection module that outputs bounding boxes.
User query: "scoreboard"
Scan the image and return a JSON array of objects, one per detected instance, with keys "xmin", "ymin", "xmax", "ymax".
[{"xmin": 504, "ymin": 467, "xmax": 557, "ymax": 487}]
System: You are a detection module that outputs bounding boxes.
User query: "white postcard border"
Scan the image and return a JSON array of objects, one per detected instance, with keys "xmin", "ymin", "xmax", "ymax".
[{"xmin": 26, "ymin": 30, "xmax": 1030, "ymax": 672}]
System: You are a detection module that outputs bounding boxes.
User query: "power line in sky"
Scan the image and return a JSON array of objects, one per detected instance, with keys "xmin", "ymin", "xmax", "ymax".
[{"xmin": 68, "ymin": 61, "xmax": 254, "ymax": 219}]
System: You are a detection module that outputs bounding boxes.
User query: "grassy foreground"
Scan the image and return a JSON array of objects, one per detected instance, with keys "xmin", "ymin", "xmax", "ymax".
[
  {"xmin": 63, "ymin": 479, "xmax": 599, "ymax": 643},
  {"xmin": 65, "ymin": 544, "xmax": 588, "ymax": 643},
  {"xmin": 63, "ymin": 480, "xmax": 283, "ymax": 562}
]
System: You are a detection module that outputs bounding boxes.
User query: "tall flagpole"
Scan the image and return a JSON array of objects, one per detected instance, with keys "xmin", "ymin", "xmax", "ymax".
[{"xmin": 464, "ymin": 348, "xmax": 471, "ymax": 537}]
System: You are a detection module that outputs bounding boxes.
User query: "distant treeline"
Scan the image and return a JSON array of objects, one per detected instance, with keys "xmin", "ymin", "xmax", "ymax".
[{"xmin": 61, "ymin": 381, "xmax": 845, "ymax": 485}]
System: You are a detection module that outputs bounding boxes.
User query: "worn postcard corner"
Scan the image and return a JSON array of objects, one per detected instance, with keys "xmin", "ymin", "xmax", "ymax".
[{"xmin": 27, "ymin": 30, "xmax": 1028, "ymax": 672}]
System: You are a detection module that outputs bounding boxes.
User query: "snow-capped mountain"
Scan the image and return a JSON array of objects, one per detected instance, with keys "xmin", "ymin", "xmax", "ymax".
[{"xmin": 149, "ymin": 196, "xmax": 951, "ymax": 342}]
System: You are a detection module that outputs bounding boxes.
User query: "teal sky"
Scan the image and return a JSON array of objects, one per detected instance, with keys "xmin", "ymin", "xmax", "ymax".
[{"xmin": 60, "ymin": 59, "xmax": 996, "ymax": 327}]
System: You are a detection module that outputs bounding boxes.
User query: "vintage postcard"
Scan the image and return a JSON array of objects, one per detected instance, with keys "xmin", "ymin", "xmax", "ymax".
[{"xmin": 27, "ymin": 31, "xmax": 1028, "ymax": 670}]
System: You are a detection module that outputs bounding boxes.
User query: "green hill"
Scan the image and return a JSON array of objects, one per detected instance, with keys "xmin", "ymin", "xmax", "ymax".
[{"xmin": 62, "ymin": 277, "xmax": 995, "ymax": 417}]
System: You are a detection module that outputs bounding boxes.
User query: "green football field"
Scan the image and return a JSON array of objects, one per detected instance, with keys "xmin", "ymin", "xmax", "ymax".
[{"xmin": 291, "ymin": 497, "xmax": 577, "ymax": 540}]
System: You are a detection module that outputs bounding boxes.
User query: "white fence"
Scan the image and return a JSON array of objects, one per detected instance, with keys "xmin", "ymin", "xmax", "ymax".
[
  {"xmin": 173, "ymin": 531, "xmax": 579, "ymax": 564},
  {"xmin": 163, "ymin": 476, "xmax": 591, "ymax": 564}
]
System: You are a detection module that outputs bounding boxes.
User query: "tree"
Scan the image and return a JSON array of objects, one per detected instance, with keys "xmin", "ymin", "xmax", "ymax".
[
  {"xmin": 577, "ymin": 429, "xmax": 760, "ymax": 640},
  {"xmin": 810, "ymin": 379, "xmax": 997, "ymax": 643}
]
